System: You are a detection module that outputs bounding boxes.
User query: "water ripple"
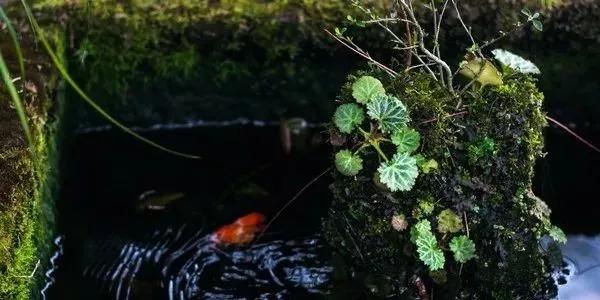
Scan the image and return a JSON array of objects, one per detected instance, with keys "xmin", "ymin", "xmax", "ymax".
[{"xmin": 79, "ymin": 226, "xmax": 331, "ymax": 299}]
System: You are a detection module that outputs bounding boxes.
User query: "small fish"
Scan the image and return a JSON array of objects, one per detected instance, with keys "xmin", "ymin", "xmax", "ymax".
[
  {"xmin": 136, "ymin": 190, "xmax": 185, "ymax": 211},
  {"xmin": 211, "ymin": 212, "xmax": 266, "ymax": 246}
]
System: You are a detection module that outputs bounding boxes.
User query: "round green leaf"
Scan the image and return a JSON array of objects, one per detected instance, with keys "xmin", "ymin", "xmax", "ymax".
[
  {"xmin": 333, "ymin": 103, "xmax": 365, "ymax": 134},
  {"xmin": 437, "ymin": 209, "xmax": 463, "ymax": 234},
  {"xmin": 335, "ymin": 149, "xmax": 363, "ymax": 176},
  {"xmin": 449, "ymin": 235, "xmax": 476, "ymax": 263},
  {"xmin": 351, "ymin": 75, "xmax": 385, "ymax": 104},
  {"xmin": 377, "ymin": 152, "xmax": 419, "ymax": 192},
  {"xmin": 367, "ymin": 95, "xmax": 410, "ymax": 133},
  {"xmin": 391, "ymin": 127, "xmax": 420, "ymax": 153}
]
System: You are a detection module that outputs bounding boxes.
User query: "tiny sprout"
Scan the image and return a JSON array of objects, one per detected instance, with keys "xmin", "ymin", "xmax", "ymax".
[
  {"xmin": 391, "ymin": 213, "xmax": 408, "ymax": 231},
  {"xmin": 437, "ymin": 209, "xmax": 463, "ymax": 234},
  {"xmin": 334, "ymin": 27, "xmax": 347, "ymax": 37},
  {"xmin": 420, "ymin": 159, "xmax": 439, "ymax": 174},
  {"xmin": 413, "ymin": 197, "xmax": 435, "ymax": 218}
]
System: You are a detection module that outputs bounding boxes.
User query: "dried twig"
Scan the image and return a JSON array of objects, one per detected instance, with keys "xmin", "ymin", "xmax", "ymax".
[
  {"xmin": 545, "ymin": 115, "xmax": 600, "ymax": 153},
  {"xmin": 419, "ymin": 110, "xmax": 467, "ymax": 125},
  {"xmin": 324, "ymin": 29, "xmax": 398, "ymax": 77},
  {"xmin": 451, "ymin": 0, "xmax": 483, "ymax": 57},
  {"xmin": 253, "ymin": 166, "xmax": 333, "ymax": 244},
  {"xmin": 399, "ymin": 0, "xmax": 454, "ymax": 92}
]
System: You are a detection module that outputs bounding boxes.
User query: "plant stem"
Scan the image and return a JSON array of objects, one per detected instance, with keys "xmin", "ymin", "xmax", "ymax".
[{"xmin": 371, "ymin": 141, "xmax": 389, "ymax": 162}]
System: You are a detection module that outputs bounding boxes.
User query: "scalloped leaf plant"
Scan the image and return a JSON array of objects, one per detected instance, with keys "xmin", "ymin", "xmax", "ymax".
[
  {"xmin": 391, "ymin": 127, "xmax": 420, "ymax": 153},
  {"xmin": 351, "ymin": 75, "xmax": 385, "ymax": 104},
  {"xmin": 334, "ymin": 103, "xmax": 365, "ymax": 134},
  {"xmin": 449, "ymin": 235, "xmax": 477, "ymax": 263},
  {"xmin": 411, "ymin": 220, "xmax": 445, "ymax": 271},
  {"xmin": 335, "ymin": 149, "xmax": 363, "ymax": 176},
  {"xmin": 331, "ymin": 75, "xmax": 432, "ymax": 192},
  {"xmin": 366, "ymin": 94, "xmax": 410, "ymax": 133},
  {"xmin": 378, "ymin": 153, "xmax": 418, "ymax": 192}
]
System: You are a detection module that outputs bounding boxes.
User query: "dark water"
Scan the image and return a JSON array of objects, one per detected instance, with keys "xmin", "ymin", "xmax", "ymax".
[
  {"xmin": 43, "ymin": 120, "xmax": 599, "ymax": 299},
  {"xmin": 46, "ymin": 123, "xmax": 335, "ymax": 299},
  {"xmin": 534, "ymin": 125, "xmax": 600, "ymax": 234}
]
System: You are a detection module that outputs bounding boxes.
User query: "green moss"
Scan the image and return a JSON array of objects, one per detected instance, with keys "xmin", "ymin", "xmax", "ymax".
[
  {"xmin": 0, "ymin": 25, "xmax": 64, "ymax": 299},
  {"xmin": 324, "ymin": 70, "xmax": 558, "ymax": 299},
  {"xmin": 29, "ymin": 0, "xmax": 392, "ymax": 125}
]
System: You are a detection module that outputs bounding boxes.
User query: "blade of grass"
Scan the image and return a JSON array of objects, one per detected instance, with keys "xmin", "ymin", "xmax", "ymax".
[
  {"xmin": 0, "ymin": 49, "xmax": 34, "ymax": 150},
  {"xmin": 0, "ymin": 5, "xmax": 25, "ymax": 80},
  {"xmin": 19, "ymin": 0, "xmax": 200, "ymax": 159},
  {"xmin": 546, "ymin": 115, "xmax": 600, "ymax": 153}
]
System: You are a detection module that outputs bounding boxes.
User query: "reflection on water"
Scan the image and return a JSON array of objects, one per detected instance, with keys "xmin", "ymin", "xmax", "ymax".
[{"xmin": 48, "ymin": 224, "xmax": 331, "ymax": 299}]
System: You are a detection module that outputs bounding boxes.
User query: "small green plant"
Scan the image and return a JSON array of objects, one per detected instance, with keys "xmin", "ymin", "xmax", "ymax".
[
  {"xmin": 333, "ymin": 75, "xmax": 430, "ymax": 192},
  {"xmin": 449, "ymin": 235, "xmax": 477, "ymax": 263},
  {"xmin": 437, "ymin": 209, "xmax": 463, "ymax": 234},
  {"xmin": 411, "ymin": 220, "xmax": 445, "ymax": 271},
  {"xmin": 468, "ymin": 137, "xmax": 497, "ymax": 164}
]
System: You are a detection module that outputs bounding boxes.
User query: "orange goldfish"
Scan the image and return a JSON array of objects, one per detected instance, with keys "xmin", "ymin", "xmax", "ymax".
[{"xmin": 211, "ymin": 212, "xmax": 266, "ymax": 245}]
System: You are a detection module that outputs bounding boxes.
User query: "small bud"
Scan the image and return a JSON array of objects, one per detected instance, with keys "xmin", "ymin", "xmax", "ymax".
[{"xmin": 391, "ymin": 213, "xmax": 408, "ymax": 231}]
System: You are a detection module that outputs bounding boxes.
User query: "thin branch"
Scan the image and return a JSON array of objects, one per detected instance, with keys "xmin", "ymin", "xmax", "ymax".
[
  {"xmin": 363, "ymin": 17, "xmax": 415, "ymax": 25},
  {"xmin": 463, "ymin": 211, "xmax": 470, "ymax": 237},
  {"xmin": 479, "ymin": 22, "xmax": 528, "ymax": 51},
  {"xmin": 419, "ymin": 110, "xmax": 467, "ymax": 124},
  {"xmin": 400, "ymin": 0, "xmax": 454, "ymax": 92},
  {"xmin": 407, "ymin": 62, "xmax": 437, "ymax": 71},
  {"xmin": 394, "ymin": 45, "xmax": 419, "ymax": 51},
  {"xmin": 430, "ymin": 0, "xmax": 444, "ymax": 84},
  {"xmin": 324, "ymin": 29, "xmax": 398, "ymax": 77},
  {"xmin": 253, "ymin": 166, "xmax": 333, "ymax": 244},
  {"xmin": 545, "ymin": 115, "xmax": 600, "ymax": 153},
  {"xmin": 451, "ymin": 0, "xmax": 483, "ymax": 57}
]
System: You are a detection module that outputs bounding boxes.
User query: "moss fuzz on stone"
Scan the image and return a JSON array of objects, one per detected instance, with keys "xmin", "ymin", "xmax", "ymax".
[
  {"xmin": 324, "ymin": 69, "xmax": 559, "ymax": 299},
  {"xmin": 0, "ymin": 29, "xmax": 62, "ymax": 299}
]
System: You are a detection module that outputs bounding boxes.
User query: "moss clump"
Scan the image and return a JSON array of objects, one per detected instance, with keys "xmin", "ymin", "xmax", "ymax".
[
  {"xmin": 0, "ymin": 26, "xmax": 63, "ymax": 299},
  {"xmin": 324, "ymin": 69, "xmax": 560, "ymax": 299}
]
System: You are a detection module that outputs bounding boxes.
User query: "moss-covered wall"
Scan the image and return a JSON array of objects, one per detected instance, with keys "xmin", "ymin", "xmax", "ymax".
[
  {"xmin": 32, "ymin": 0, "xmax": 395, "ymax": 127},
  {"xmin": 0, "ymin": 20, "xmax": 64, "ymax": 299}
]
